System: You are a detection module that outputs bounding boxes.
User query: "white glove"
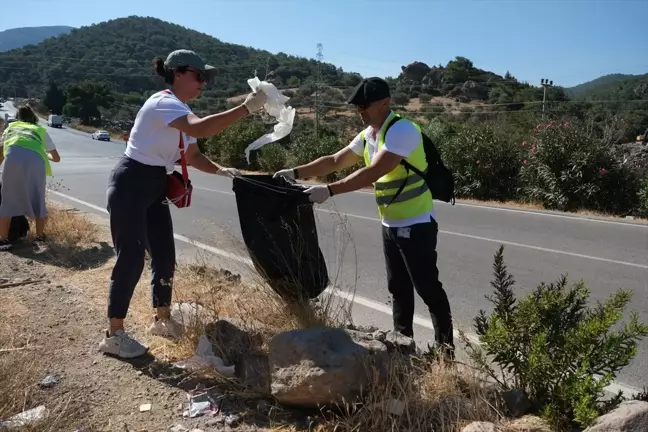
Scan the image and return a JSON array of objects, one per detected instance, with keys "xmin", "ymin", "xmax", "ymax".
[
  {"xmin": 243, "ymin": 90, "xmax": 267, "ymax": 113},
  {"xmin": 218, "ymin": 167, "xmax": 240, "ymax": 178},
  {"xmin": 304, "ymin": 185, "xmax": 331, "ymax": 204},
  {"xmin": 273, "ymin": 168, "xmax": 297, "ymax": 180}
]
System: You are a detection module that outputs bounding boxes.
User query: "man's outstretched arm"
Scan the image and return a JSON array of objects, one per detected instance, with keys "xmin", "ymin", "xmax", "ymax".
[
  {"xmin": 275, "ymin": 146, "xmax": 362, "ymax": 179},
  {"xmin": 328, "ymin": 149, "xmax": 403, "ymax": 196}
]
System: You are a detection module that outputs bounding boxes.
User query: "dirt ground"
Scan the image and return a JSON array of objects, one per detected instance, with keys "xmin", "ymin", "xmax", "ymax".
[{"xmin": 0, "ymin": 209, "xmax": 297, "ymax": 432}]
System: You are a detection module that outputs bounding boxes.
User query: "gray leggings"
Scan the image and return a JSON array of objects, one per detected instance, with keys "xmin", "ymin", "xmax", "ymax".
[{"xmin": 106, "ymin": 156, "xmax": 175, "ymax": 319}]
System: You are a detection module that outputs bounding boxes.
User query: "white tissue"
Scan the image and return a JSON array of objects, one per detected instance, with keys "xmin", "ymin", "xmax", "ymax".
[
  {"xmin": 244, "ymin": 77, "xmax": 296, "ymax": 163},
  {"xmin": 173, "ymin": 335, "xmax": 236, "ymax": 377}
]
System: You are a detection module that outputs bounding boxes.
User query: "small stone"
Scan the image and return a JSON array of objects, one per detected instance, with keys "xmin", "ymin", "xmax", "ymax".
[
  {"xmin": 461, "ymin": 422, "xmax": 499, "ymax": 432},
  {"xmin": 224, "ymin": 413, "xmax": 241, "ymax": 427},
  {"xmin": 169, "ymin": 426, "xmax": 189, "ymax": 432},
  {"xmin": 39, "ymin": 374, "xmax": 60, "ymax": 388},
  {"xmin": 205, "ymin": 418, "xmax": 222, "ymax": 427}
]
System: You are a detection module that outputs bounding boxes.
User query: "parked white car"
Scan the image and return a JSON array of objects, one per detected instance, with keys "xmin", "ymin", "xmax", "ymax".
[{"xmin": 91, "ymin": 130, "xmax": 110, "ymax": 141}]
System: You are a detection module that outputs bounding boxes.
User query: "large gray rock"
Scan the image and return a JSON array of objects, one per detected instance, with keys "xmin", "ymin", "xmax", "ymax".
[
  {"xmin": 268, "ymin": 327, "xmax": 389, "ymax": 408},
  {"xmin": 400, "ymin": 61, "xmax": 431, "ymax": 82},
  {"xmin": 372, "ymin": 330, "xmax": 417, "ymax": 355},
  {"xmin": 170, "ymin": 301, "xmax": 213, "ymax": 332},
  {"xmin": 584, "ymin": 400, "xmax": 648, "ymax": 432}
]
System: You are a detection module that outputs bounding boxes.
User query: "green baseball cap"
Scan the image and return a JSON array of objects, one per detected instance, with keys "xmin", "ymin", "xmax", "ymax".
[{"xmin": 164, "ymin": 49, "xmax": 216, "ymax": 77}]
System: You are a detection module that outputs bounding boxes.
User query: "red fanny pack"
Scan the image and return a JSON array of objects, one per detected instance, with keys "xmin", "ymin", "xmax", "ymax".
[{"xmin": 162, "ymin": 90, "xmax": 193, "ymax": 208}]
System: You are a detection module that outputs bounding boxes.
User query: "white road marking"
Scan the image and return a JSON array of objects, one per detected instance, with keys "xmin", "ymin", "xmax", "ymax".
[
  {"xmin": 47, "ymin": 189, "xmax": 644, "ymax": 395},
  {"xmin": 194, "ymin": 186, "xmax": 648, "ymax": 270}
]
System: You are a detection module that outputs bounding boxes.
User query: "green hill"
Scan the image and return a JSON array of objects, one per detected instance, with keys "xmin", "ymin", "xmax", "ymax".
[
  {"xmin": 565, "ymin": 73, "xmax": 644, "ymax": 99},
  {"xmin": 0, "ymin": 26, "xmax": 74, "ymax": 52},
  {"xmin": 0, "ymin": 16, "xmax": 363, "ymax": 103},
  {"xmin": 572, "ymin": 73, "xmax": 648, "ymax": 102}
]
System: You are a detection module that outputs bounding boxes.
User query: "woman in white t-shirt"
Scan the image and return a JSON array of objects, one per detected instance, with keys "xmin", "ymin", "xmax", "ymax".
[{"xmin": 99, "ymin": 49, "xmax": 267, "ymax": 359}]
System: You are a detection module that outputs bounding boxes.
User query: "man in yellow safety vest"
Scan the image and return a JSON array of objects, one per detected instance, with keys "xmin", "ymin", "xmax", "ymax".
[{"xmin": 274, "ymin": 77, "xmax": 454, "ymax": 357}]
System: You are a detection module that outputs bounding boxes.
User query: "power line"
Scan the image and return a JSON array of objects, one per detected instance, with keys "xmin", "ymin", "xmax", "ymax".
[{"xmin": 315, "ymin": 43, "xmax": 323, "ymax": 139}]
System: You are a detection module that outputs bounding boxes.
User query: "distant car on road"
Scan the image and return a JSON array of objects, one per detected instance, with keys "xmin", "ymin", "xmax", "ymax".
[{"xmin": 91, "ymin": 130, "xmax": 111, "ymax": 141}]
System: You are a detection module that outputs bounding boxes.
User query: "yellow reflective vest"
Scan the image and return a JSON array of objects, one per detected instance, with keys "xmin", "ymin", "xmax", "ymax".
[
  {"xmin": 362, "ymin": 112, "xmax": 433, "ymax": 221},
  {"xmin": 2, "ymin": 120, "xmax": 52, "ymax": 176}
]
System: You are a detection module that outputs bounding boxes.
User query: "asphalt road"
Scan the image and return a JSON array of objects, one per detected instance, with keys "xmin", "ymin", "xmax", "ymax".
[{"xmin": 2, "ymin": 102, "xmax": 648, "ymax": 393}]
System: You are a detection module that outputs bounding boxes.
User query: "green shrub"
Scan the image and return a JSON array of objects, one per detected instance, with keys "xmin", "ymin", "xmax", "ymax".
[
  {"xmin": 289, "ymin": 132, "xmax": 343, "ymax": 167},
  {"xmin": 462, "ymin": 245, "xmax": 648, "ymax": 430},
  {"xmin": 257, "ymin": 143, "xmax": 288, "ymax": 173},
  {"xmin": 201, "ymin": 118, "xmax": 266, "ymax": 169},
  {"xmin": 441, "ymin": 124, "xmax": 524, "ymax": 200},
  {"xmin": 519, "ymin": 119, "xmax": 640, "ymax": 214}
]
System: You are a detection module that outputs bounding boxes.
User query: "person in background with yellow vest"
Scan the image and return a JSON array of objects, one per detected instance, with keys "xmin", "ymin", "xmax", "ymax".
[
  {"xmin": 0, "ymin": 105, "xmax": 61, "ymax": 251},
  {"xmin": 274, "ymin": 77, "xmax": 454, "ymax": 357}
]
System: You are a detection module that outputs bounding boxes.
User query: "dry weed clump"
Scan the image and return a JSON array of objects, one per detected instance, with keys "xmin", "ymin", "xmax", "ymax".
[
  {"xmin": 315, "ymin": 356, "xmax": 502, "ymax": 432},
  {"xmin": 139, "ymin": 252, "xmax": 353, "ymax": 364},
  {"xmin": 28, "ymin": 202, "xmax": 103, "ymax": 269}
]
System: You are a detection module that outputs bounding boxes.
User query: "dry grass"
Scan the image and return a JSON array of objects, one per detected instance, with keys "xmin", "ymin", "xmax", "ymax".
[
  {"xmin": 0, "ymin": 272, "xmax": 87, "ymax": 430},
  {"xmin": 29, "ymin": 202, "xmax": 108, "ymax": 269},
  {"xmin": 313, "ymin": 358, "xmax": 503, "ymax": 432},
  {"xmin": 21, "ymin": 200, "xmax": 513, "ymax": 431},
  {"xmin": 0, "ymin": 333, "xmax": 82, "ymax": 431}
]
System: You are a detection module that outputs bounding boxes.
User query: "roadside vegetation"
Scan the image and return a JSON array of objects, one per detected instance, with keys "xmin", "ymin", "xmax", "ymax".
[{"xmin": 2, "ymin": 202, "xmax": 647, "ymax": 431}]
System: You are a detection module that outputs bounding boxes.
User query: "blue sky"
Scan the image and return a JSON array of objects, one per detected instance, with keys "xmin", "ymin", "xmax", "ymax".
[{"xmin": 1, "ymin": 0, "xmax": 646, "ymax": 87}]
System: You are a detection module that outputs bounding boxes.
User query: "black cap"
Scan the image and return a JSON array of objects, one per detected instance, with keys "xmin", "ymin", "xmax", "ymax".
[{"xmin": 347, "ymin": 77, "xmax": 391, "ymax": 105}]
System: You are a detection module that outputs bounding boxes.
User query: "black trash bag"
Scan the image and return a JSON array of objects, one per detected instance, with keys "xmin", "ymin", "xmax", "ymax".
[
  {"xmin": 0, "ymin": 181, "xmax": 30, "ymax": 242},
  {"xmin": 232, "ymin": 174, "xmax": 329, "ymax": 301}
]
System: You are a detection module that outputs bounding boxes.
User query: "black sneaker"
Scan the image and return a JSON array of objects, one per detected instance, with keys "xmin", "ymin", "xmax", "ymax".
[{"xmin": 0, "ymin": 239, "xmax": 12, "ymax": 251}]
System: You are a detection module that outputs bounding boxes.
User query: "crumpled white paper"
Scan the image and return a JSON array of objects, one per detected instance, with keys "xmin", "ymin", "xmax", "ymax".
[
  {"xmin": 244, "ymin": 77, "xmax": 296, "ymax": 163},
  {"xmin": 173, "ymin": 335, "xmax": 236, "ymax": 377}
]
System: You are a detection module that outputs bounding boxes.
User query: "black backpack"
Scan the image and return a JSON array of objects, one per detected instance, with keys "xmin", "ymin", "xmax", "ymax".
[
  {"xmin": 364, "ymin": 115, "xmax": 456, "ymax": 205},
  {"xmin": 0, "ymin": 182, "xmax": 30, "ymax": 242}
]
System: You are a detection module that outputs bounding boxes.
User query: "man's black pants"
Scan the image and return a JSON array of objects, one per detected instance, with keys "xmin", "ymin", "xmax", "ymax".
[
  {"xmin": 106, "ymin": 156, "xmax": 176, "ymax": 319},
  {"xmin": 382, "ymin": 217, "xmax": 454, "ymax": 346}
]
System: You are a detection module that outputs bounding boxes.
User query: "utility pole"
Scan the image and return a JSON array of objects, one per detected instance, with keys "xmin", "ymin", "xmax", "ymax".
[
  {"xmin": 540, "ymin": 78, "xmax": 553, "ymax": 120},
  {"xmin": 315, "ymin": 43, "xmax": 323, "ymax": 139}
]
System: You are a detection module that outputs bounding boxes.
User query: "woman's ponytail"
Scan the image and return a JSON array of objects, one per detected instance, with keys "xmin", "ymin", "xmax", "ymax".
[{"xmin": 153, "ymin": 57, "xmax": 166, "ymax": 78}]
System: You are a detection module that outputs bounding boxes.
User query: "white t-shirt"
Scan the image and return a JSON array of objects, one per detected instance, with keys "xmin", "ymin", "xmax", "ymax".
[
  {"xmin": 348, "ymin": 113, "xmax": 436, "ymax": 228},
  {"xmin": 124, "ymin": 90, "xmax": 197, "ymax": 172},
  {"xmin": 44, "ymin": 132, "xmax": 56, "ymax": 151}
]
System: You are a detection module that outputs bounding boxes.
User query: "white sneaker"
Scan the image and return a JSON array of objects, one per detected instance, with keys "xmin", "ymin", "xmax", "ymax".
[
  {"xmin": 98, "ymin": 329, "xmax": 148, "ymax": 358},
  {"xmin": 148, "ymin": 316, "xmax": 184, "ymax": 339}
]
